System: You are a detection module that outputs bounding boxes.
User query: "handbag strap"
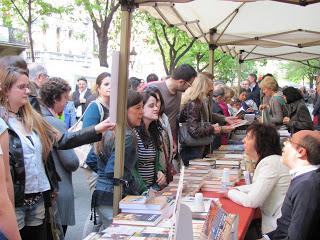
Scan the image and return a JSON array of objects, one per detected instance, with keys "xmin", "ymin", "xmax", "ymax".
[{"xmin": 69, "ymin": 100, "xmax": 104, "ymax": 131}]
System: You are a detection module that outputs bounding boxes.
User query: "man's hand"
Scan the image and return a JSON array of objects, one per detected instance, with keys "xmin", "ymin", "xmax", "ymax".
[
  {"xmin": 80, "ymin": 98, "xmax": 86, "ymax": 104},
  {"xmin": 94, "ymin": 117, "xmax": 116, "ymax": 133}
]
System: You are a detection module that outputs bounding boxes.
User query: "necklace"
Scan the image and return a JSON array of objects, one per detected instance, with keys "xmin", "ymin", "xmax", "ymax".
[{"xmin": 8, "ymin": 110, "xmax": 22, "ymax": 120}]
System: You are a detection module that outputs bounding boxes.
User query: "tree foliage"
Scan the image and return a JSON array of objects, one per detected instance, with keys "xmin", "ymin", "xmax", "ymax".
[
  {"xmin": 142, "ymin": 13, "xmax": 197, "ymax": 75},
  {"xmin": 75, "ymin": 0, "xmax": 120, "ymax": 67},
  {"xmin": 280, "ymin": 60, "xmax": 320, "ymax": 88},
  {"xmin": 1, "ymin": 0, "xmax": 71, "ymax": 62}
]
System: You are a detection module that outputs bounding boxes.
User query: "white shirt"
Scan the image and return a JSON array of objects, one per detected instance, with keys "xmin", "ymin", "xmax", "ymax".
[
  {"xmin": 289, "ymin": 164, "xmax": 320, "ymax": 179},
  {"xmin": 8, "ymin": 117, "xmax": 51, "ymax": 193},
  {"xmin": 228, "ymin": 155, "xmax": 291, "ymax": 233},
  {"xmin": 76, "ymin": 88, "xmax": 88, "ymax": 117}
]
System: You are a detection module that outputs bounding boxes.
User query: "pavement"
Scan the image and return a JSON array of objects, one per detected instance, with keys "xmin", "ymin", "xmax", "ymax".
[{"xmin": 65, "ymin": 168, "xmax": 91, "ymax": 240}]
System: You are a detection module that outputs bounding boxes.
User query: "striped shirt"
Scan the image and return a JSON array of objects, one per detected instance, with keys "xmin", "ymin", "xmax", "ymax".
[{"xmin": 135, "ymin": 131, "xmax": 156, "ymax": 187}]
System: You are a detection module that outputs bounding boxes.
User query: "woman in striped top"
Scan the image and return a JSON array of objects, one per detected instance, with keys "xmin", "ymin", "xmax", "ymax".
[{"xmin": 135, "ymin": 91, "xmax": 166, "ymax": 190}]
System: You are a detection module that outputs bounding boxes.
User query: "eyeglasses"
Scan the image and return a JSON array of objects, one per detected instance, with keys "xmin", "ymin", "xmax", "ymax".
[
  {"xmin": 284, "ymin": 137, "xmax": 305, "ymax": 149},
  {"xmin": 184, "ymin": 80, "xmax": 192, "ymax": 87}
]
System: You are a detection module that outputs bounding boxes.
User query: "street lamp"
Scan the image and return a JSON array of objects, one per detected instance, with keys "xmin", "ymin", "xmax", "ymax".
[{"xmin": 129, "ymin": 47, "xmax": 137, "ymax": 69}]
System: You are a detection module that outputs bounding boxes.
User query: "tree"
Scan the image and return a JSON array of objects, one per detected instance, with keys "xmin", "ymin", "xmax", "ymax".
[
  {"xmin": 281, "ymin": 60, "xmax": 320, "ymax": 89},
  {"xmin": 75, "ymin": 0, "xmax": 120, "ymax": 67},
  {"xmin": 143, "ymin": 14, "xmax": 197, "ymax": 75},
  {"xmin": 2, "ymin": 0, "xmax": 70, "ymax": 62}
]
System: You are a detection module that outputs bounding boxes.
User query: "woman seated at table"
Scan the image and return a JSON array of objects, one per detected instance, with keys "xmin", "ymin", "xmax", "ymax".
[{"xmin": 227, "ymin": 123, "xmax": 290, "ymax": 235}]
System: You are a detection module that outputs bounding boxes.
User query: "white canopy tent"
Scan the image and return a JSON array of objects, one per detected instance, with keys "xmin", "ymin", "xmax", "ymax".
[
  {"xmin": 138, "ymin": 0, "xmax": 320, "ymax": 64},
  {"xmin": 112, "ymin": 0, "xmax": 320, "ymax": 215}
]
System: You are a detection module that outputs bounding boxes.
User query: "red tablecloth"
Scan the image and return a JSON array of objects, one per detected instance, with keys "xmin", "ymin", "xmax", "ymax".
[{"xmin": 202, "ymin": 191, "xmax": 256, "ymax": 240}]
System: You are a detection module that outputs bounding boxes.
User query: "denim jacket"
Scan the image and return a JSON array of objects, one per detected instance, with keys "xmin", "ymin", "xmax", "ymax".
[
  {"xmin": 94, "ymin": 127, "xmax": 165, "ymax": 207},
  {"xmin": 95, "ymin": 128, "xmax": 147, "ymax": 203}
]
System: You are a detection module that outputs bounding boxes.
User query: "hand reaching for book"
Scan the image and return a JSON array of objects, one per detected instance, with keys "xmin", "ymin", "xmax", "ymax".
[{"xmin": 156, "ymin": 171, "xmax": 166, "ymax": 186}]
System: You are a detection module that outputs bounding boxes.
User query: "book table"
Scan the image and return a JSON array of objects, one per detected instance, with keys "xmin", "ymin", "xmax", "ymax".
[{"xmin": 202, "ymin": 191, "xmax": 256, "ymax": 240}]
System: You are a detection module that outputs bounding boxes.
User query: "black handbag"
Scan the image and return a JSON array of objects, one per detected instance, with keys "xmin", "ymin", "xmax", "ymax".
[{"xmin": 178, "ymin": 102, "xmax": 214, "ymax": 147}]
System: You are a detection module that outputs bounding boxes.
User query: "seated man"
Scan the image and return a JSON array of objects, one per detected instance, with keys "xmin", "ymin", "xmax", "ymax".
[{"xmin": 264, "ymin": 130, "xmax": 320, "ymax": 240}]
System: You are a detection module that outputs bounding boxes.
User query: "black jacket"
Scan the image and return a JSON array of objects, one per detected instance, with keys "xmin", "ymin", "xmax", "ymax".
[
  {"xmin": 247, "ymin": 83, "xmax": 261, "ymax": 107},
  {"xmin": 72, "ymin": 89, "xmax": 92, "ymax": 115},
  {"xmin": 283, "ymin": 99, "xmax": 313, "ymax": 134},
  {"xmin": 8, "ymin": 124, "xmax": 101, "ymax": 207}
]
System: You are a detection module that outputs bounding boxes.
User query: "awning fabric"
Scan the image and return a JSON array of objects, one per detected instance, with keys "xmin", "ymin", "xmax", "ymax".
[{"xmin": 138, "ymin": 0, "xmax": 320, "ymax": 63}]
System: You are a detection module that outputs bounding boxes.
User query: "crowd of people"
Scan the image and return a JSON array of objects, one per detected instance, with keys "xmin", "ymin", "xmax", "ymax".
[{"xmin": 0, "ymin": 55, "xmax": 319, "ymax": 240}]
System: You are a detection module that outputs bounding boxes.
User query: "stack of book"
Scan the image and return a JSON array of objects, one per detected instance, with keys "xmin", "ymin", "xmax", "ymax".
[
  {"xmin": 112, "ymin": 195, "xmax": 174, "ymax": 226},
  {"xmin": 189, "ymin": 158, "xmax": 216, "ymax": 167},
  {"xmin": 201, "ymin": 176, "xmax": 237, "ymax": 192}
]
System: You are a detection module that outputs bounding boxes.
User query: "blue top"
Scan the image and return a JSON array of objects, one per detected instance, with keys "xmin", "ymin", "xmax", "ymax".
[
  {"xmin": 64, "ymin": 101, "xmax": 77, "ymax": 129},
  {"xmin": 82, "ymin": 101, "xmax": 109, "ymax": 128}
]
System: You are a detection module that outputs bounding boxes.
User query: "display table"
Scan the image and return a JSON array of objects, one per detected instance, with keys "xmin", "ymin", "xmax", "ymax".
[{"xmin": 202, "ymin": 191, "xmax": 257, "ymax": 240}]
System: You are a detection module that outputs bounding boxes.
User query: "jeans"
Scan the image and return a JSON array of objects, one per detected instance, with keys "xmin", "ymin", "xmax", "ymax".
[
  {"xmin": 15, "ymin": 195, "xmax": 45, "ymax": 229},
  {"xmin": 97, "ymin": 205, "xmax": 113, "ymax": 230}
]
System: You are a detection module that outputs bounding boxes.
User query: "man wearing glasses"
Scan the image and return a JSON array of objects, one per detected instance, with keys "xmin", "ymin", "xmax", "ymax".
[
  {"xmin": 263, "ymin": 130, "xmax": 320, "ymax": 240},
  {"xmin": 149, "ymin": 64, "xmax": 197, "ymax": 157},
  {"xmin": 28, "ymin": 63, "xmax": 49, "ymax": 113}
]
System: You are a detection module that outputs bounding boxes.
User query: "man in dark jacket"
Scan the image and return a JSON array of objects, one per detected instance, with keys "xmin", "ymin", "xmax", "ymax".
[
  {"xmin": 247, "ymin": 73, "xmax": 261, "ymax": 107},
  {"xmin": 72, "ymin": 77, "xmax": 92, "ymax": 119},
  {"xmin": 264, "ymin": 130, "xmax": 320, "ymax": 240}
]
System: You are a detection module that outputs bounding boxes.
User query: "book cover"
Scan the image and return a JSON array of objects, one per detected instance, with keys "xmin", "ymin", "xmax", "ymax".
[
  {"xmin": 129, "ymin": 227, "xmax": 170, "ymax": 239},
  {"xmin": 101, "ymin": 224, "xmax": 145, "ymax": 239},
  {"xmin": 121, "ymin": 199, "xmax": 175, "ymax": 217},
  {"xmin": 119, "ymin": 195, "xmax": 168, "ymax": 211},
  {"xmin": 113, "ymin": 213, "xmax": 163, "ymax": 226},
  {"xmin": 218, "ymin": 145, "xmax": 244, "ymax": 151}
]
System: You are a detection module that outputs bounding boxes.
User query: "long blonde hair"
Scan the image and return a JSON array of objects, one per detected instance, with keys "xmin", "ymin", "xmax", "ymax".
[
  {"xmin": 181, "ymin": 73, "xmax": 212, "ymax": 106},
  {"xmin": 0, "ymin": 67, "xmax": 58, "ymax": 160}
]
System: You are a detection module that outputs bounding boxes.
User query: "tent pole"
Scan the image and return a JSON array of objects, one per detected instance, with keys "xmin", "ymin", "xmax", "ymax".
[
  {"xmin": 113, "ymin": 1, "xmax": 134, "ymax": 216},
  {"xmin": 237, "ymin": 50, "xmax": 244, "ymax": 89},
  {"xmin": 208, "ymin": 45, "xmax": 215, "ymax": 76},
  {"xmin": 208, "ymin": 28, "xmax": 217, "ymax": 76}
]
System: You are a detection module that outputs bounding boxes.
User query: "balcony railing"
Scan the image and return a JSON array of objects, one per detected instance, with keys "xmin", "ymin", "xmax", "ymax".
[
  {"xmin": 26, "ymin": 51, "xmax": 93, "ymax": 66},
  {"xmin": 0, "ymin": 25, "xmax": 27, "ymax": 45}
]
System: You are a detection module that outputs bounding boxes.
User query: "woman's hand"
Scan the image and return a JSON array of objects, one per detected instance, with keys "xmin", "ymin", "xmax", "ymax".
[
  {"xmin": 221, "ymin": 125, "xmax": 235, "ymax": 133},
  {"xmin": 156, "ymin": 171, "xmax": 166, "ymax": 186},
  {"xmin": 94, "ymin": 117, "xmax": 116, "ymax": 133},
  {"xmin": 283, "ymin": 117, "xmax": 290, "ymax": 125},
  {"xmin": 259, "ymin": 104, "xmax": 268, "ymax": 111},
  {"xmin": 225, "ymin": 116, "xmax": 239, "ymax": 125},
  {"xmin": 213, "ymin": 124, "xmax": 221, "ymax": 134}
]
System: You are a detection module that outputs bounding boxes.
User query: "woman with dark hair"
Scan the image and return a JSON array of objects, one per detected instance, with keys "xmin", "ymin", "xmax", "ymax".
[
  {"xmin": 282, "ymin": 86, "xmax": 313, "ymax": 134},
  {"xmin": 134, "ymin": 90, "xmax": 166, "ymax": 189},
  {"xmin": 82, "ymin": 72, "xmax": 111, "ymax": 188},
  {"xmin": 40, "ymin": 77, "xmax": 79, "ymax": 235},
  {"xmin": 227, "ymin": 123, "xmax": 290, "ymax": 236},
  {"xmin": 144, "ymin": 85, "xmax": 175, "ymax": 183},
  {"xmin": 90, "ymin": 90, "xmax": 146, "ymax": 232}
]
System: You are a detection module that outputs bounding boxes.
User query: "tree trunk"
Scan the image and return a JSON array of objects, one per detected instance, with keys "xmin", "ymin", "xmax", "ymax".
[
  {"xmin": 27, "ymin": 1, "xmax": 35, "ymax": 62},
  {"xmin": 98, "ymin": 33, "xmax": 109, "ymax": 67}
]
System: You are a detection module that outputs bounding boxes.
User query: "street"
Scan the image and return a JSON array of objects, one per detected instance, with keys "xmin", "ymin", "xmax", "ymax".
[{"xmin": 65, "ymin": 168, "xmax": 91, "ymax": 240}]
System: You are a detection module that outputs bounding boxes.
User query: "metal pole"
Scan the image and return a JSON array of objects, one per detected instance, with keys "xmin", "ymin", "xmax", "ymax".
[
  {"xmin": 237, "ymin": 51, "xmax": 243, "ymax": 89},
  {"xmin": 113, "ymin": 2, "xmax": 133, "ymax": 216}
]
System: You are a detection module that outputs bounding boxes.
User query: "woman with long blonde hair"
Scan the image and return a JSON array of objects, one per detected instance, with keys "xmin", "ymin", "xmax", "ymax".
[
  {"xmin": 179, "ymin": 73, "xmax": 232, "ymax": 166},
  {"xmin": 0, "ymin": 66, "xmax": 115, "ymax": 240}
]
